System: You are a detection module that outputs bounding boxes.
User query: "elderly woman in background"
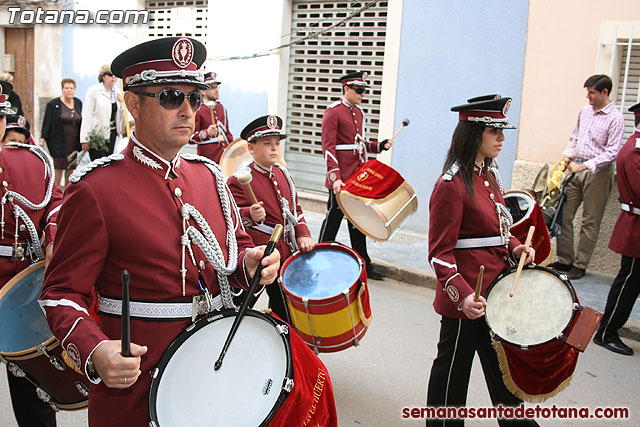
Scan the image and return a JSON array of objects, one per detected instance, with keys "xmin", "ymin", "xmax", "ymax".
[
  {"xmin": 80, "ymin": 64, "xmax": 125, "ymax": 160},
  {"xmin": 41, "ymin": 78, "xmax": 83, "ymax": 189}
]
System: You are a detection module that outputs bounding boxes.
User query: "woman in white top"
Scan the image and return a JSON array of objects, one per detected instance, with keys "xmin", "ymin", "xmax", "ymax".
[{"xmin": 79, "ymin": 64, "xmax": 126, "ymax": 160}]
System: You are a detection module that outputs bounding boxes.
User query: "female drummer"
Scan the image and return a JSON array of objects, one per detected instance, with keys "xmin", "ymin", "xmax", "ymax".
[{"xmin": 426, "ymin": 95, "xmax": 537, "ymax": 426}]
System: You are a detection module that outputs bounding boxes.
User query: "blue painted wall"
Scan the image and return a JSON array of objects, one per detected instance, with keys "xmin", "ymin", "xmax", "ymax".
[
  {"xmin": 392, "ymin": 0, "xmax": 529, "ymax": 234},
  {"xmin": 218, "ymin": 87, "xmax": 268, "ymax": 139}
]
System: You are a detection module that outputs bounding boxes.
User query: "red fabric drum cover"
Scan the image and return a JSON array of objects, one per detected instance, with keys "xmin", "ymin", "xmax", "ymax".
[
  {"xmin": 342, "ymin": 159, "xmax": 405, "ymax": 199},
  {"xmin": 269, "ymin": 312, "xmax": 338, "ymax": 426}
]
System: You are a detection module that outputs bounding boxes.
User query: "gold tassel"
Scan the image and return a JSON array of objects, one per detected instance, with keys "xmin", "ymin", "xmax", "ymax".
[{"xmin": 61, "ymin": 350, "xmax": 84, "ymax": 375}]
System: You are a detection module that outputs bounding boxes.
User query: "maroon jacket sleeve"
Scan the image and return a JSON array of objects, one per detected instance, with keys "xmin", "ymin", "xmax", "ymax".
[
  {"xmin": 40, "ymin": 180, "xmax": 110, "ymax": 381},
  {"xmin": 321, "ymin": 108, "xmax": 342, "ymax": 187},
  {"xmin": 42, "ymin": 181, "xmax": 64, "ymax": 249},
  {"xmin": 428, "ymin": 178, "xmax": 474, "ymax": 311}
]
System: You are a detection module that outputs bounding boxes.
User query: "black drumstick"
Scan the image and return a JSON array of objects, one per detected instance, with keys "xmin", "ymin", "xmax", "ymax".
[
  {"xmin": 214, "ymin": 225, "xmax": 283, "ymax": 371},
  {"xmin": 121, "ymin": 270, "xmax": 131, "ymax": 357}
]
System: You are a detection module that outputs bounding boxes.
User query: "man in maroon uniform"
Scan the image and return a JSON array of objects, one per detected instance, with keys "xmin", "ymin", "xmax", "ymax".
[
  {"xmin": 189, "ymin": 71, "xmax": 233, "ymax": 163},
  {"xmin": 39, "ymin": 37, "xmax": 280, "ymax": 427},
  {"xmin": 1, "ymin": 80, "xmax": 63, "ymax": 427},
  {"xmin": 227, "ymin": 115, "xmax": 314, "ymax": 321},
  {"xmin": 593, "ymin": 101, "xmax": 640, "ymax": 356},
  {"xmin": 318, "ymin": 71, "xmax": 391, "ymax": 280}
]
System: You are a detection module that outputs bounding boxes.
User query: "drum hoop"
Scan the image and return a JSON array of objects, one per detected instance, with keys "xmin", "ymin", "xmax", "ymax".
[
  {"xmin": 0, "ymin": 261, "xmax": 57, "ymax": 357},
  {"xmin": 280, "ymin": 242, "xmax": 364, "ymax": 301},
  {"xmin": 149, "ymin": 309, "xmax": 294, "ymax": 426},
  {"xmin": 336, "ymin": 180, "xmax": 417, "ymax": 242},
  {"xmin": 503, "ymin": 191, "xmax": 535, "ymax": 227},
  {"xmin": 485, "ymin": 265, "xmax": 578, "ymax": 350}
]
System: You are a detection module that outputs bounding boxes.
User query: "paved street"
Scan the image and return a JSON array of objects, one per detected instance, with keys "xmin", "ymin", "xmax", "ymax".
[{"xmin": 1, "ymin": 276, "xmax": 638, "ymax": 426}]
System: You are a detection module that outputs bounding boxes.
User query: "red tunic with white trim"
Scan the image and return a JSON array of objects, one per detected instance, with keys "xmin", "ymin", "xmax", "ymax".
[
  {"xmin": 609, "ymin": 131, "xmax": 640, "ymax": 258},
  {"xmin": 40, "ymin": 138, "xmax": 254, "ymax": 427},
  {"xmin": 321, "ymin": 97, "xmax": 383, "ymax": 190},
  {"xmin": 227, "ymin": 162, "xmax": 310, "ymax": 262},
  {"xmin": 189, "ymin": 101, "xmax": 233, "ymax": 163},
  {"xmin": 0, "ymin": 143, "xmax": 62, "ymax": 283},
  {"xmin": 428, "ymin": 167, "xmax": 520, "ymax": 318}
]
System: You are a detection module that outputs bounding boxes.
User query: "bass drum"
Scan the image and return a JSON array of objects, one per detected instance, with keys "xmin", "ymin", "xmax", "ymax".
[
  {"xmin": 219, "ymin": 138, "xmax": 286, "ymax": 178},
  {"xmin": 0, "ymin": 262, "xmax": 89, "ymax": 410}
]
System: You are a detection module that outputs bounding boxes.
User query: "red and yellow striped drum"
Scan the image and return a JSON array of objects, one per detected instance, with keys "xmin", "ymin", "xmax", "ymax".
[{"xmin": 280, "ymin": 242, "xmax": 372, "ymax": 353}]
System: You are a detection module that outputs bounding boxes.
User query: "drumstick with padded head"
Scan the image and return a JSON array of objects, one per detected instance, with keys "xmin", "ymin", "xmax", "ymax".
[
  {"xmin": 205, "ymin": 100, "xmax": 217, "ymax": 125},
  {"xmin": 509, "ymin": 226, "xmax": 535, "ymax": 297},
  {"xmin": 235, "ymin": 169, "xmax": 259, "ymax": 204},
  {"xmin": 390, "ymin": 118, "xmax": 410, "ymax": 141},
  {"xmin": 474, "ymin": 265, "xmax": 485, "ymax": 302},
  {"xmin": 214, "ymin": 224, "xmax": 283, "ymax": 371}
]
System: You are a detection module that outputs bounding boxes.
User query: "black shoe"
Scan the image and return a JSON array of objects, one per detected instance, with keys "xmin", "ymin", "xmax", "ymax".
[
  {"xmin": 593, "ymin": 334, "xmax": 603, "ymax": 346},
  {"xmin": 594, "ymin": 337, "xmax": 633, "ymax": 356},
  {"xmin": 549, "ymin": 261, "xmax": 572, "ymax": 272},
  {"xmin": 367, "ymin": 267, "xmax": 385, "ymax": 280},
  {"xmin": 567, "ymin": 266, "xmax": 585, "ymax": 280}
]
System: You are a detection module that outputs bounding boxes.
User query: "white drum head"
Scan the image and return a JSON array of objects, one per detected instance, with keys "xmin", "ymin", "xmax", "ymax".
[
  {"xmin": 151, "ymin": 313, "xmax": 290, "ymax": 426},
  {"xmin": 485, "ymin": 267, "xmax": 575, "ymax": 347}
]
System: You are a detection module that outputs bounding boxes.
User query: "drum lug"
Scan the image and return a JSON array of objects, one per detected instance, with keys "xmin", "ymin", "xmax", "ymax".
[
  {"xmin": 573, "ymin": 303, "xmax": 584, "ymax": 311},
  {"xmin": 37, "ymin": 344, "xmax": 65, "ymax": 371},
  {"xmin": 75, "ymin": 380, "xmax": 89, "ymax": 397},
  {"xmin": 36, "ymin": 387, "xmax": 51, "ymax": 403},
  {"xmin": 7, "ymin": 362, "xmax": 26, "ymax": 378},
  {"xmin": 282, "ymin": 377, "xmax": 294, "ymax": 393},
  {"xmin": 276, "ymin": 324, "xmax": 289, "ymax": 336},
  {"xmin": 151, "ymin": 367, "xmax": 159, "ymax": 379}
]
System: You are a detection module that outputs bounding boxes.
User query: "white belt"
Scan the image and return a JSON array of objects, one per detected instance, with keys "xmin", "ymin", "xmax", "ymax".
[
  {"xmin": 335, "ymin": 144, "xmax": 358, "ymax": 150},
  {"xmin": 0, "ymin": 243, "xmax": 31, "ymax": 258},
  {"xmin": 251, "ymin": 223, "xmax": 276, "ymax": 235},
  {"xmin": 197, "ymin": 137, "xmax": 221, "ymax": 145},
  {"xmin": 621, "ymin": 203, "xmax": 640, "ymax": 215},
  {"xmin": 455, "ymin": 236, "xmax": 504, "ymax": 249},
  {"xmin": 98, "ymin": 295, "xmax": 222, "ymax": 320}
]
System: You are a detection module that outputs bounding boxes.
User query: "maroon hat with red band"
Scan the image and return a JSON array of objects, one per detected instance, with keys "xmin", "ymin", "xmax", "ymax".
[
  {"xmin": 0, "ymin": 80, "xmax": 14, "ymax": 116},
  {"xmin": 241, "ymin": 115, "xmax": 287, "ymax": 142},
  {"xmin": 203, "ymin": 72, "xmax": 220, "ymax": 86},
  {"xmin": 111, "ymin": 37, "xmax": 208, "ymax": 91},
  {"xmin": 451, "ymin": 94, "xmax": 516, "ymax": 129},
  {"xmin": 339, "ymin": 71, "xmax": 369, "ymax": 87}
]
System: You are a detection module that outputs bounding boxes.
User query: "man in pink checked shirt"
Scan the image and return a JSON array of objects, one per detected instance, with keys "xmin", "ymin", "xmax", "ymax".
[{"xmin": 549, "ymin": 74, "xmax": 625, "ymax": 280}]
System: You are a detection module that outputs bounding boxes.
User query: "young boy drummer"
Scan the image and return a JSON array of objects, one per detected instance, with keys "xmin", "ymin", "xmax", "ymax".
[{"xmin": 227, "ymin": 115, "xmax": 314, "ymax": 322}]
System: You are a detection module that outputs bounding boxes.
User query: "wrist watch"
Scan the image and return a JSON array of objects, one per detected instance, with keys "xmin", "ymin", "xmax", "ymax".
[{"xmin": 86, "ymin": 356, "xmax": 97, "ymax": 375}]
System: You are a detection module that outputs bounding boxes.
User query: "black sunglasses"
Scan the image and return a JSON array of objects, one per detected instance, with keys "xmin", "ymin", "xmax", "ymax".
[
  {"xmin": 103, "ymin": 72, "xmax": 114, "ymax": 77},
  {"xmin": 352, "ymin": 86, "xmax": 366, "ymax": 95},
  {"xmin": 133, "ymin": 89, "xmax": 203, "ymax": 111}
]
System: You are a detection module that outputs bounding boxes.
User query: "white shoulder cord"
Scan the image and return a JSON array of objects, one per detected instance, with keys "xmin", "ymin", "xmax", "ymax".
[
  {"xmin": 274, "ymin": 164, "xmax": 299, "ymax": 252},
  {"xmin": 178, "ymin": 159, "xmax": 240, "ymax": 308},
  {"xmin": 1, "ymin": 143, "xmax": 55, "ymax": 260},
  {"xmin": 489, "ymin": 166, "xmax": 513, "ymax": 245}
]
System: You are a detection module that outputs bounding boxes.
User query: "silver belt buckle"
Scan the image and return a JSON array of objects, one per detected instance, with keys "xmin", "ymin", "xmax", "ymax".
[{"xmin": 191, "ymin": 291, "xmax": 214, "ymax": 322}]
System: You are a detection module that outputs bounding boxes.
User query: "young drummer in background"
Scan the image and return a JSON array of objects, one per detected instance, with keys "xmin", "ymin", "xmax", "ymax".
[{"xmin": 227, "ymin": 115, "xmax": 314, "ymax": 322}]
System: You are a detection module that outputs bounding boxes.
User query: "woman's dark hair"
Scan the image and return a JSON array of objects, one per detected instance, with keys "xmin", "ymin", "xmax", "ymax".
[{"xmin": 441, "ymin": 121, "xmax": 492, "ymax": 199}]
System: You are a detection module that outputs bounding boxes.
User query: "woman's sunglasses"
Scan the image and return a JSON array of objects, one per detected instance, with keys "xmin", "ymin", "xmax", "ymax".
[{"xmin": 133, "ymin": 89, "xmax": 203, "ymax": 111}]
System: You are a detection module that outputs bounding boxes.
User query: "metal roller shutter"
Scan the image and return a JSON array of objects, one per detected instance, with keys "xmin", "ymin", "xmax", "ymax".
[
  {"xmin": 145, "ymin": 1, "xmax": 209, "ymax": 47},
  {"xmin": 285, "ymin": 0, "xmax": 388, "ymax": 194},
  {"xmin": 616, "ymin": 43, "xmax": 640, "ymax": 140}
]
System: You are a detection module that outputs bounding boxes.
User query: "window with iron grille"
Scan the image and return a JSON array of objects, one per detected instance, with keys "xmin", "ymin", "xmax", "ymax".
[
  {"xmin": 145, "ymin": 0, "xmax": 208, "ymax": 47},
  {"xmin": 285, "ymin": 0, "xmax": 388, "ymax": 194}
]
